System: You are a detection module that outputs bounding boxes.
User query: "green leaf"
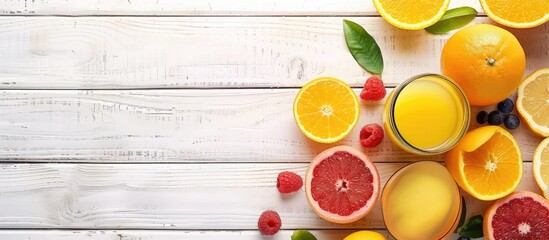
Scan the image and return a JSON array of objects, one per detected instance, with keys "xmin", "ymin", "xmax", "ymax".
[
  {"xmin": 425, "ymin": 7, "xmax": 478, "ymax": 34},
  {"xmin": 291, "ymin": 230, "xmax": 318, "ymax": 240},
  {"xmin": 343, "ymin": 19, "xmax": 384, "ymax": 74},
  {"xmin": 458, "ymin": 215, "xmax": 484, "ymax": 238},
  {"xmin": 456, "ymin": 196, "xmax": 467, "ymax": 230}
]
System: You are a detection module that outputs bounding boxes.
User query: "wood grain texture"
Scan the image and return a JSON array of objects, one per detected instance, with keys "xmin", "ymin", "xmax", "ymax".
[
  {"xmin": 0, "ymin": 230, "xmax": 397, "ymax": 240},
  {"xmin": 0, "ymin": 17, "xmax": 546, "ymax": 89},
  {"xmin": 0, "ymin": 0, "xmax": 482, "ymax": 16},
  {"xmin": 0, "ymin": 89, "xmax": 542, "ymax": 163},
  {"xmin": 0, "ymin": 162, "xmax": 541, "ymax": 230}
]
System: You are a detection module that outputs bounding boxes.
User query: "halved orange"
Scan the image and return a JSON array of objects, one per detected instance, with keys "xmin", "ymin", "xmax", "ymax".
[
  {"xmin": 372, "ymin": 0, "xmax": 450, "ymax": 30},
  {"xmin": 480, "ymin": 0, "xmax": 549, "ymax": 28},
  {"xmin": 293, "ymin": 77, "xmax": 359, "ymax": 144},
  {"xmin": 517, "ymin": 68, "xmax": 549, "ymax": 137},
  {"xmin": 533, "ymin": 137, "xmax": 549, "ymax": 199},
  {"xmin": 445, "ymin": 126, "xmax": 523, "ymax": 201}
]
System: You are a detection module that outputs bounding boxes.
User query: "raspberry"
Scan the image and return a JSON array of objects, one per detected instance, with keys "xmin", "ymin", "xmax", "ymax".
[
  {"xmin": 360, "ymin": 124, "xmax": 384, "ymax": 148},
  {"xmin": 258, "ymin": 210, "xmax": 281, "ymax": 235},
  {"xmin": 360, "ymin": 76, "xmax": 386, "ymax": 101},
  {"xmin": 277, "ymin": 171, "xmax": 303, "ymax": 194}
]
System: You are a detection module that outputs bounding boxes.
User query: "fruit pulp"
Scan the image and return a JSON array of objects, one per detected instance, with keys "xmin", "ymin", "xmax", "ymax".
[
  {"xmin": 311, "ymin": 151, "xmax": 374, "ymax": 216},
  {"xmin": 491, "ymin": 196, "xmax": 549, "ymax": 239},
  {"xmin": 305, "ymin": 146, "xmax": 380, "ymax": 224},
  {"xmin": 484, "ymin": 192, "xmax": 549, "ymax": 239},
  {"xmin": 382, "ymin": 161, "xmax": 461, "ymax": 240},
  {"xmin": 384, "ymin": 74, "xmax": 469, "ymax": 154}
]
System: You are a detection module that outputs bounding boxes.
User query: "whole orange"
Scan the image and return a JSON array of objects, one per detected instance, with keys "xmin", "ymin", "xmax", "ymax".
[{"xmin": 441, "ymin": 24, "xmax": 525, "ymax": 106}]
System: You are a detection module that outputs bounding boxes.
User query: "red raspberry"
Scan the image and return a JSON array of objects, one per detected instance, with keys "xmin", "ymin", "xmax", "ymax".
[
  {"xmin": 277, "ymin": 171, "xmax": 303, "ymax": 194},
  {"xmin": 360, "ymin": 124, "xmax": 384, "ymax": 148},
  {"xmin": 360, "ymin": 76, "xmax": 386, "ymax": 101},
  {"xmin": 258, "ymin": 210, "xmax": 282, "ymax": 235}
]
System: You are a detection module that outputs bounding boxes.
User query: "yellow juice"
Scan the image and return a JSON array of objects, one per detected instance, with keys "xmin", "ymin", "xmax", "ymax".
[
  {"xmin": 382, "ymin": 161, "xmax": 461, "ymax": 240},
  {"xmin": 384, "ymin": 74, "xmax": 470, "ymax": 155}
]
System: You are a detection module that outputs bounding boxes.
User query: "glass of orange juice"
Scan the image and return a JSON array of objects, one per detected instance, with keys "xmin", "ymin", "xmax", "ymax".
[
  {"xmin": 381, "ymin": 161, "xmax": 462, "ymax": 240},
  {"xmin": 383, "ymin": 73, "xmax": 470, "ymax": 155}
]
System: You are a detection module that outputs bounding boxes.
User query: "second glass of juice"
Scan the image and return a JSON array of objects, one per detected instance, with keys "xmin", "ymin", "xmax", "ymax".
[
  {"xmin": 383, "ymin": 74, "xmax": 470, "ymax": 155},
  {"xmin": 382, "ymin": 161, "xmax": 462, "ymax": 240}
]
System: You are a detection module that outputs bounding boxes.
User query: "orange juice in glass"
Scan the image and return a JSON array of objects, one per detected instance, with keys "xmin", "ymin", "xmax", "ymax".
[
  {"xmin": 382, "ymin": 161, "xmax": 462, "ymax": 240},
  {"xmin": 383, "ymin": 74, "xmax": 470, "ymax": 155}
]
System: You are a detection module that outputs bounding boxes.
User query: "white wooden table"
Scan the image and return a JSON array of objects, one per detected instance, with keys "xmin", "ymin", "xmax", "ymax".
[{"xmin": 0, "ymin": 1, "xmax": 547, "ymax": 239}]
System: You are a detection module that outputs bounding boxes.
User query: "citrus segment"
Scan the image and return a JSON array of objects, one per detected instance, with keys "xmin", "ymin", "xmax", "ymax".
[
  {"xmin": 343, "ymin": 230, "xmax": 387, "ymax": 240},
  {"xmin": 441, "ymin": 24, "xmax": 526, "ymax": 106},
  {"xmin": 480, "ymin": 0, "xmax": 549, "ymax": 28},
  {"xmin": 445, "ymin": 126, "xmax": 522, "ymax": 201},
  {"xmin": 517, "ymin": 68, "xmax": 549, "ymax": 137},
  {"xmin": 484, "ymin": 191, "xmax": 549, "ymax": 240},
  {"xmin": 293, "ymin": 77, "xmax": 359, "ymax": 143},
  {"xmin": 305, "ymin": 146, "xmax": 380, "ymax": 224},
  {"xmin": 534, "ymin": 137, "xmax": 549, "ymax": 199},
  {"xmin": 372, "ymin": 0, "xmax": 450, "ymax": 30}
]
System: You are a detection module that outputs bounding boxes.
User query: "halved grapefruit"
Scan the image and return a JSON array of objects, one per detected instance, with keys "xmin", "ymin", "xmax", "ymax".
[
  {"xmin": 305, "ymin": 145, "xmax": 380, "ymax": 224},
  {"xmin": 484, "ymin": 191, "xmax": 549, "ymax": 240}
]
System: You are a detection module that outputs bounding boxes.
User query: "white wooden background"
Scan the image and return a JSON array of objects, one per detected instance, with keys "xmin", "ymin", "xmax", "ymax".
[{"xmin": 0, "ymin": 1, "xmax": 547, "ymax": 239}]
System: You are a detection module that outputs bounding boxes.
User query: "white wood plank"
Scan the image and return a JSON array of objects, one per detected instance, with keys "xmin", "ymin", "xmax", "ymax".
[
  {"xmin": 0, "ymin": 163, "xmax": 541, "ymax": 230},
  {"xmin": 0, "ymin": 230, "xmax": 480, "ymax": 240},
  {"xmin": 0, "ymin": 89, "xmax": 542, "ymax": 163},
  {"xmin": 0, "ymin": 230, "xmax": 398, "ymax": 240},
  {"xmin": 0, "ymin": 0, "xmax": 482, "ymax": 16},
  {"xmin": 0, "ymin": 17, "xmax": 546, "ymax": 89}
]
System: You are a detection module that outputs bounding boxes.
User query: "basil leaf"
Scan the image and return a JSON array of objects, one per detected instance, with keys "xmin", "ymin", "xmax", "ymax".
[
  {"xmin": 425, "ymin": 7, "xmax": 478, "ymax": 34},
  {"xmin": 459, "ymin": 215, "xmax": 484, "ymax": 238},
  {"xmin": 343, "ymin": 19, "xmax": 384, "ymax": 74}
]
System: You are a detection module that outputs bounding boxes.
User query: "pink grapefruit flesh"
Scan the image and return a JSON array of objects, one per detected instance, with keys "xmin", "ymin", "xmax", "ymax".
[
  {"xmin": 484, "ymin": 191, "xmax": 549, "ymax": 240},
  {"xmin": 305, "ymin": 145, "xmax": 380, "ymax": 224}
]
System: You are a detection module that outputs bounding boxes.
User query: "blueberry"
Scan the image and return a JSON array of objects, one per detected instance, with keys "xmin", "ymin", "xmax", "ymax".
[
  {"xmin": 476, "ymin": 111, "xmax": 488, "ymax": 124},
  {"xmin": 497, "ymin": 98, "xmax": 515, "ymax": 113},
  {"xmin": 504, "ymin": 114, "xmax": 520, "ymax": 130},
  {"xmin": 487, "ymin": 110, "xmax": 504, "ymax": 125},
  {"xmin": 458, "ymin": 237, "xmax": 471, "ymax": 240}
]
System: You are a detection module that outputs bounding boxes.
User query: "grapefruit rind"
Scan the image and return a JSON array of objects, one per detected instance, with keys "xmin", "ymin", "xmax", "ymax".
[
  {"xmin": 305, "ymin": 145, "xmax": 380, "ymax": 224},
  {"xmin": 533, "ymin": 137, "xmax": 549, "ymax": 199},
  {"xmin": 293, "ymin": 77, "xmax": 360, "ymax": 144},
  {"xmin": 517, "ymin": 68, "xmax": 549, "ymax": 137},
  {"xmin": 483, "ymin": 191, "xmax": 549, "ymax": 240},
  {"xmin": 445, "ymin": 126, "xmax": 523, "ymax": 201}
]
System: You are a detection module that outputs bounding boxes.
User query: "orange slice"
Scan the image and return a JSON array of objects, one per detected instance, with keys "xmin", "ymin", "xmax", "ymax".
[
  {"xmin": 293, "ymin": 77, "xmax": 359, "ymax": 143},
  {"xmin": 480, "ymin": 0, "xmax": 549, "ymax": 28},
  {"xmin": 372, "ymin": 0, "xmax": 450, "ymax": 30},
  {"xmin": 445, "ymin": 126, "xmax": 523, "ymax": 201},
  {"xmin": 517, "ymin": 68, "xmax": 549, "ymax": 137},
  {"xmin": 533, "ymin": 137, "xmax": 549, "ymax": 199}
]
